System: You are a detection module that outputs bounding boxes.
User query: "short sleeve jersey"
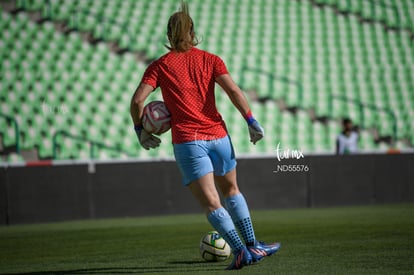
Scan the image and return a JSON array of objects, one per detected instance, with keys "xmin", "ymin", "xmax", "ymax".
[{"xmin": 141, "ymin": 47, "xmax": 229, "ymax": 144}]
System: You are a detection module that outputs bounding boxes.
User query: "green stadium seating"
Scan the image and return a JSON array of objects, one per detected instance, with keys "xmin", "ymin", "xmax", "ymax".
[{"xmin": 1, "ymin": 0, "xmax": 413, "ymax": 161}]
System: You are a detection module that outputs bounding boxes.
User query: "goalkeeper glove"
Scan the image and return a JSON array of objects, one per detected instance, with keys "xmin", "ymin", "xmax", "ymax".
[
  {"xmin": 244, "ymin": 110, "xmax": 264, "ymax": 145},
  {"xmin": 134, "ymin": 125, "xmax": 161, "ymax": 150}
]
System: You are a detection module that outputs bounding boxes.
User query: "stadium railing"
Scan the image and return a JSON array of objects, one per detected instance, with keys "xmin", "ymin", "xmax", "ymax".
[
  {"xmin": 52, "ymin": 130, "xmax": 134, "ymax": 160},
  {"xmin": 239, "ymin": 66, "xmax": 304, "ymax": 106},
  {"xmin": 238, "ymin": 67, "xmax": 400, "ymax": 144}
]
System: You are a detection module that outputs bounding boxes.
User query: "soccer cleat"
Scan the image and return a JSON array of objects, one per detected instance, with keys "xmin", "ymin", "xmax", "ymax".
[
  {"xmin": 226, "ymin": 246, "xmax": 252, "ymax": 270},
  {"xmin": 247, "ymin": 241, "xmax": 281, "ymax": 263}
]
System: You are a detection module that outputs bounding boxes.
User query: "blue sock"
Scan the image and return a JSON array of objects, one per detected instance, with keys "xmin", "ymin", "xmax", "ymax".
[
  {"xmin": 207, "ymin": 207, "xmax": 244, "ymax": 252},
  {"xmin": 225, "ymin": 193, "xmax": 256, "ymax": 246}
]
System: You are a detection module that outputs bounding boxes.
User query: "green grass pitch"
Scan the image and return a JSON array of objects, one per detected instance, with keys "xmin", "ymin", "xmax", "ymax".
[{"xmin": 0, "ymin": 204, "xmax": 413, "ymax": 274}]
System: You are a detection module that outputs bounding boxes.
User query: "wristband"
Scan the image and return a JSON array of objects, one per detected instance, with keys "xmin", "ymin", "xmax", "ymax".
[
  {"xmin": 134, "ymin": 125, "xmax": 143, "ymax": 132},
  {"xmin": 244, "ymin": 110, "xmax": 255, "ymax": 125}
]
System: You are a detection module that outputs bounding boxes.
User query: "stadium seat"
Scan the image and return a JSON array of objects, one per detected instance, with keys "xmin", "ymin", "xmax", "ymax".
[{"xmin": 7, "ymin": 152, "xmax": 24, "ymax": 163}]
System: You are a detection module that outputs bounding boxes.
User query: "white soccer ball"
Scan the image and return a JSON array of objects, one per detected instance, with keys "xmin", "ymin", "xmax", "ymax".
[
  {"xmin": 142, "ymin": 101, "xmax": 171, "ymax": 135},
  {"xmin": 199, "ymin": 231, "xmax": 231, "ymax": 262}
]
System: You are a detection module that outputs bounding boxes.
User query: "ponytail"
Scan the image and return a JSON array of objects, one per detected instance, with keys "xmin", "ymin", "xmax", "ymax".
[{"xmin": 165, "ymin": 1, "xmax": 199, "ymax": 52}]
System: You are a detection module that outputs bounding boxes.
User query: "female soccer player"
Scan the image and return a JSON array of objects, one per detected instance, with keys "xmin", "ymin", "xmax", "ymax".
[{"xmin": 130, "ymin": 1, "xmax": 280, "ymax": 270}]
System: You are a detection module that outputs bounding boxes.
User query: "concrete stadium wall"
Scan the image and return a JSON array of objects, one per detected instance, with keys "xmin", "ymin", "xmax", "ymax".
[{"xmin": 0, "ymin": 154, "xmax": 413, "ymax": 225}]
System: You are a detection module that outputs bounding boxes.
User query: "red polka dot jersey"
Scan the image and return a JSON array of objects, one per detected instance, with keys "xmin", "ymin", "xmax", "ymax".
[{"xmin": 141, "ymin": 47, "xmax": 229, "ymax": 144}]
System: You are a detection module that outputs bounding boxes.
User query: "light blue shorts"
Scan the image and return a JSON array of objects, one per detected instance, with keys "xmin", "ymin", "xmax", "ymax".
[{"xmin": 173, "ymin": 135, "xmax": 237, "ymax": 186}]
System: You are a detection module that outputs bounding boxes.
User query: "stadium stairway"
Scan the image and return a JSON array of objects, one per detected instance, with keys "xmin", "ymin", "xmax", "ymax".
[{"xmin": 1, "ymin": 0, "xmax": 413, "ymax": 162}]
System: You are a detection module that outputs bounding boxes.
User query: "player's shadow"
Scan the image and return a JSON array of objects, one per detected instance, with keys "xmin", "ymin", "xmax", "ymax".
[
  {"xmin": 3, "ymin": 262, "xmax": 225, "ymax": 274},
  {"xmin": 1, "ymin": 266, "xmax": 194, "ymax": 274},
  {"xmin": 168, "ymin": 260, "xmax": 207, "ymax": 265},
  {"xmin": 167, "ymin": 259, "xmax": 227, "ymax": 272},
  {"xmin": 0, "ymin": 267, "xmax": 170, "ymax": 274}
]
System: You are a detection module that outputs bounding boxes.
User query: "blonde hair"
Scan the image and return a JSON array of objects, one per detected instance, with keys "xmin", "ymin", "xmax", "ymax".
[{"xmin": 165, "ymin": 1, "xmax": 199, "ymax": 52}]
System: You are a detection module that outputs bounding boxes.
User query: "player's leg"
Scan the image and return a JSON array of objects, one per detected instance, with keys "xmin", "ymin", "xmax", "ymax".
[
  {"xmin": 214, "ymin": 167, "xmax": 239, "ymax": 198},
  {"xmin": 212, "ymin": 136, "xmax": 281, "ymax": 262},
  {"xmin": 188, "ymin": 172, "xmax": 222, "ymax": 214},
  {"xmin": 188, "ymin": 173, "xmax": 252, "ymax": 269},
  {"xmin": 209, "ymin": 136, "xmax": 257, "ymax": 246},
  {"xmin": 173, "ymin": 141, "xmax": 251, "ymax": 269},
  {"xmin": 214, "ymin": 169, "xmax": 256, "ymax": 247},
  {"xmin": 215, "ymin": 170, "xmax": 281, "ymax": 262}
]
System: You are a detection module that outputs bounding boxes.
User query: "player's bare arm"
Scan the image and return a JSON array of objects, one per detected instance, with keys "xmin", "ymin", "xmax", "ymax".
[
  {"xmin": 216, "ymin": 74, "xmax": 251, "ymax": 118},
  {"xmin": 130, "ymin": 82, "xmax": 154, "ymax": 127},
  {"xmin": 130, "ymin": 82, "xmax": 160, "ymax": 150},
  {"xmin": 216, "ymin": 74, "xmax": 265, "ymax": 145}
]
